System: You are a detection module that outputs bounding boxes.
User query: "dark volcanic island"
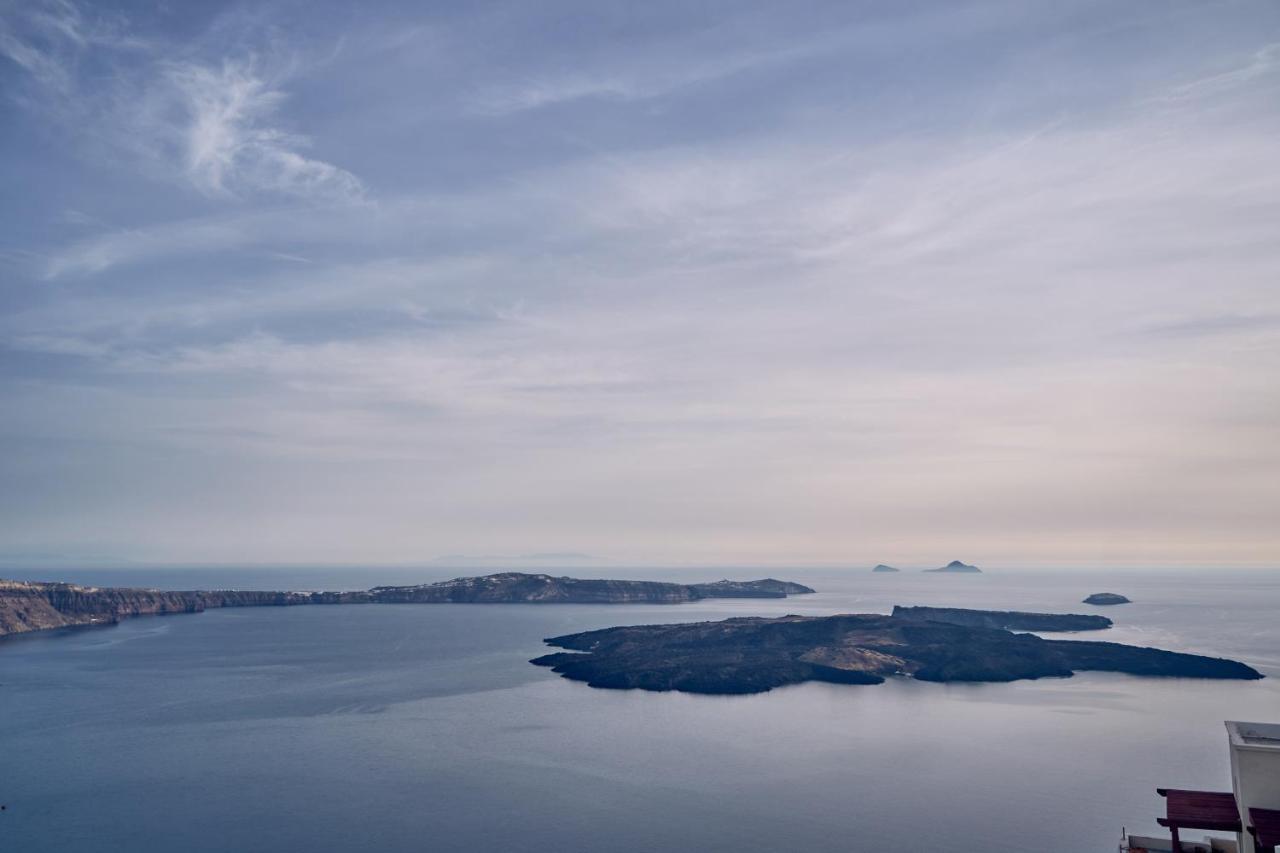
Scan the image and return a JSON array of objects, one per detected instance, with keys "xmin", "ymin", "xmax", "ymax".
[
  {"xmin": 0, "ymin": 573, "xmax": 814, "ymax": 639},
  {"xmin": 1083, "ymin": 592, "xmax": 1132, "ymax": 605},
  {"xmin": 531, "ymin": 612, "xmax": 1262, "ymax": 694}
]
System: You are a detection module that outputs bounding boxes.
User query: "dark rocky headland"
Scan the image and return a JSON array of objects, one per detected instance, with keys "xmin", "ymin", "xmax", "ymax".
[
  {"xmin": 1083, "ymin": 593, "xmax": 1132, "ymax": 605},
  {"xmin": 892, "ymin": 605, "xmax": 1112, "ymax": 632},
  {"xmin": 531, "ymin": 613, "xmax": 1263, "ymax": 694},
  {"xmin": 0, "ymin": 573, "xmax": 815, "ymax": 639}
]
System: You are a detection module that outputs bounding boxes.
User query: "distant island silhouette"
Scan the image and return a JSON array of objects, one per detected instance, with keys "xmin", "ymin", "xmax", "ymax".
[{"xmin": 923, "ymin": 560, "xmax": 982, "ymax": 573}]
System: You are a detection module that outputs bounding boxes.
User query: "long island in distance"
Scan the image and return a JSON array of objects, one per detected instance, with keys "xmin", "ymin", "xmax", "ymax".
[{"xmin": 0, "ymin": 573, "xmax": 814, "ymax": 638}]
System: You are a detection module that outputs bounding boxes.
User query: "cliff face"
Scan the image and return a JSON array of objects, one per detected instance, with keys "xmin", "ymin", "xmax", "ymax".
[
  {"xmin": 192, "ymin": 590, "xmax": 360, "ymax": 607},
  {"xmin": 41, "ymin": 583, "xmax": 205, "ymax": 618},
  {"xmin": 891, "ymin": 606, "xmax": 1112, "ymax": 632},
  {"xmin": 0, "ymin": 580, "xmax": 208, "ymax": 636},
  {"xmin": 0, "ymin": 581, "xmax": 362, "ymax": 637},
  {"xmin": 0, "ymin": 582, "xmax": 111, "ymax": 634},
  {"xmin": 531, "ymin": 613, "xmax": 1263, "ymax": 695}
]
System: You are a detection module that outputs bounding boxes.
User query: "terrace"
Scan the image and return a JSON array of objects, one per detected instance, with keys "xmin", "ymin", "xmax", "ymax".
[{"xmin": 1123, "ymin": 722, "xmax": 1280, "ymax": 853}]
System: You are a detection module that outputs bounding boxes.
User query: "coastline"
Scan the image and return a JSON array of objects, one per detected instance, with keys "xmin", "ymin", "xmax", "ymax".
[{"xmin": 0, "ymin": 573, "xmax": 815, "ymax": 640}]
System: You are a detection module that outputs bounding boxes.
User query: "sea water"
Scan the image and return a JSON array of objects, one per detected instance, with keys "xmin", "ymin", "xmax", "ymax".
[{"xmin": 1, "ymin": 567, "xmax": 1277, "ymax": 853}]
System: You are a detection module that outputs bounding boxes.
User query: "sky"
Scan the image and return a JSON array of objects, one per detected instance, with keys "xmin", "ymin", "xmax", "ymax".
[{"xmin": 1, "ymin": 0, "xmax": 1278, "ymax": 570}]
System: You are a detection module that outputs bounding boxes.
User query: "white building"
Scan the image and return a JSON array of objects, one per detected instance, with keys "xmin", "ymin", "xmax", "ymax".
[{"xmin": 1227, "ymin": 722, "xmax": 1280, "ymax": 853}]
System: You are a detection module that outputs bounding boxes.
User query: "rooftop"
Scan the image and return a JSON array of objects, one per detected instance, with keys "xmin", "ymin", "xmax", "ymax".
[{"xmin": 1226, "ymin": 721, "xmax": 1280, "ymax": 751}]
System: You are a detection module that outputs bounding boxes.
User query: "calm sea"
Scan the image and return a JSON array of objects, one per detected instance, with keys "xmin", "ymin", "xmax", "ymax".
[{"xmin": 2, "ymin": 567, "xmax": 1278, "ymax": 853}]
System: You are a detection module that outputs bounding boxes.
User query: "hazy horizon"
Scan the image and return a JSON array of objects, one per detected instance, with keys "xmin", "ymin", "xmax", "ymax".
[
  {"xmin": 3, "ymin": 558, "xmax": 1277, "ymax": 574},
  {"xmin": 3, "ymin": 1, "xmax": 1279, "ymax": 568}
]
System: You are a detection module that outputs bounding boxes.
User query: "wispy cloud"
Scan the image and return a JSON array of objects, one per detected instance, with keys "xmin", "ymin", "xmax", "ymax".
[
  {"xmin": 160, "ymin": 58, "xmax": 364, "ymax": 199},
  {"xmin": 465, "ymin": 0, "xmax": 1028, "ymax": 117},
  {"xmin": 1139, "ymin": 314, "xmax": 1280, "ymax": 339},
  {"xmin": 39, "ymin": 194, "xmax": 456, "ymax": 278},
  {"xmin": 467, "ymin": 11, "xmax": 912, "ymax": 115},
  {"xmin": 468, "ymin": 40, "xmax": 817, "ymax": 116},
  {"xmin": 43, "ymin": 214, "xmax": 261, "ymax": 278},
  {"xmin": 0, "ymin": 0, "xmax": 144, "ymax": 93},
  {"xmin": 2, "ymin": 0, "xmax": 362, "ymax": 201},
  {"xmin": 1163, "ymin": 42, "xmax": 1280, "ymax": 102}
]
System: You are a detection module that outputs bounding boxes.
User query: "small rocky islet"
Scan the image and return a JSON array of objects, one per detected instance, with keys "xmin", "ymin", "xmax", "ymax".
[
  {"xmin": 532, "ymin": 609, "xmax": 1262, "ymax": 694},
  {"xmin": 1083, "ymin": 592, "xmax": 1132, "ymax": 605},
  {"xmin": 925, "ymin": 559, "xmax": 982, "ymax": 573}
]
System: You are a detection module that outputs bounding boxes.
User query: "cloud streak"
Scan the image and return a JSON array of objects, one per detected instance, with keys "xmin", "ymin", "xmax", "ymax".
[{"xmin": 1163, "ymin": 42, "xmax": 1280, "ymax": 102}]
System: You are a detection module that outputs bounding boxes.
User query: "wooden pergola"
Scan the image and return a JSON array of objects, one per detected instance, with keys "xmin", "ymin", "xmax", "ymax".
[{"xmin": 1156, "ymin": 788, "xmax": 1241, "ymax": 852}]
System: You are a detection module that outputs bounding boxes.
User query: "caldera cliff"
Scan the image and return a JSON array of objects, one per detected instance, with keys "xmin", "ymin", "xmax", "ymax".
[{"xmin": 0, "ymin": 573, "xmax": 816, "ymax": 639}]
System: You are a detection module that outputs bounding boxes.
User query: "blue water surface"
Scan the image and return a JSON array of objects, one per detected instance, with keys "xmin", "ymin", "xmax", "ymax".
[{"xmin": 2, "ymin": 567, "xmax": 1277, "ymax": 853}]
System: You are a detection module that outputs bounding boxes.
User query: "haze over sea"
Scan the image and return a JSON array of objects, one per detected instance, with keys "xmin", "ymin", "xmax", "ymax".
[{"xmin": 2, "ymin": 566, "xmax": 1277, "ymax": 853}]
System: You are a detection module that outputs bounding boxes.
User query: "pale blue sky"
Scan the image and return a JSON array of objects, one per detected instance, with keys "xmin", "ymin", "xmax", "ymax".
[{"xmin": 2, "ymin": 0, "xmax": 1278, "ymax": 568}]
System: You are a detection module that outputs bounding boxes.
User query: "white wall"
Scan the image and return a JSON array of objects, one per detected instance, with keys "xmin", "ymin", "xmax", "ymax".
[{"xmin": 1227, "ymin": 722, "xmax": 1280, "ymax": 853}]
